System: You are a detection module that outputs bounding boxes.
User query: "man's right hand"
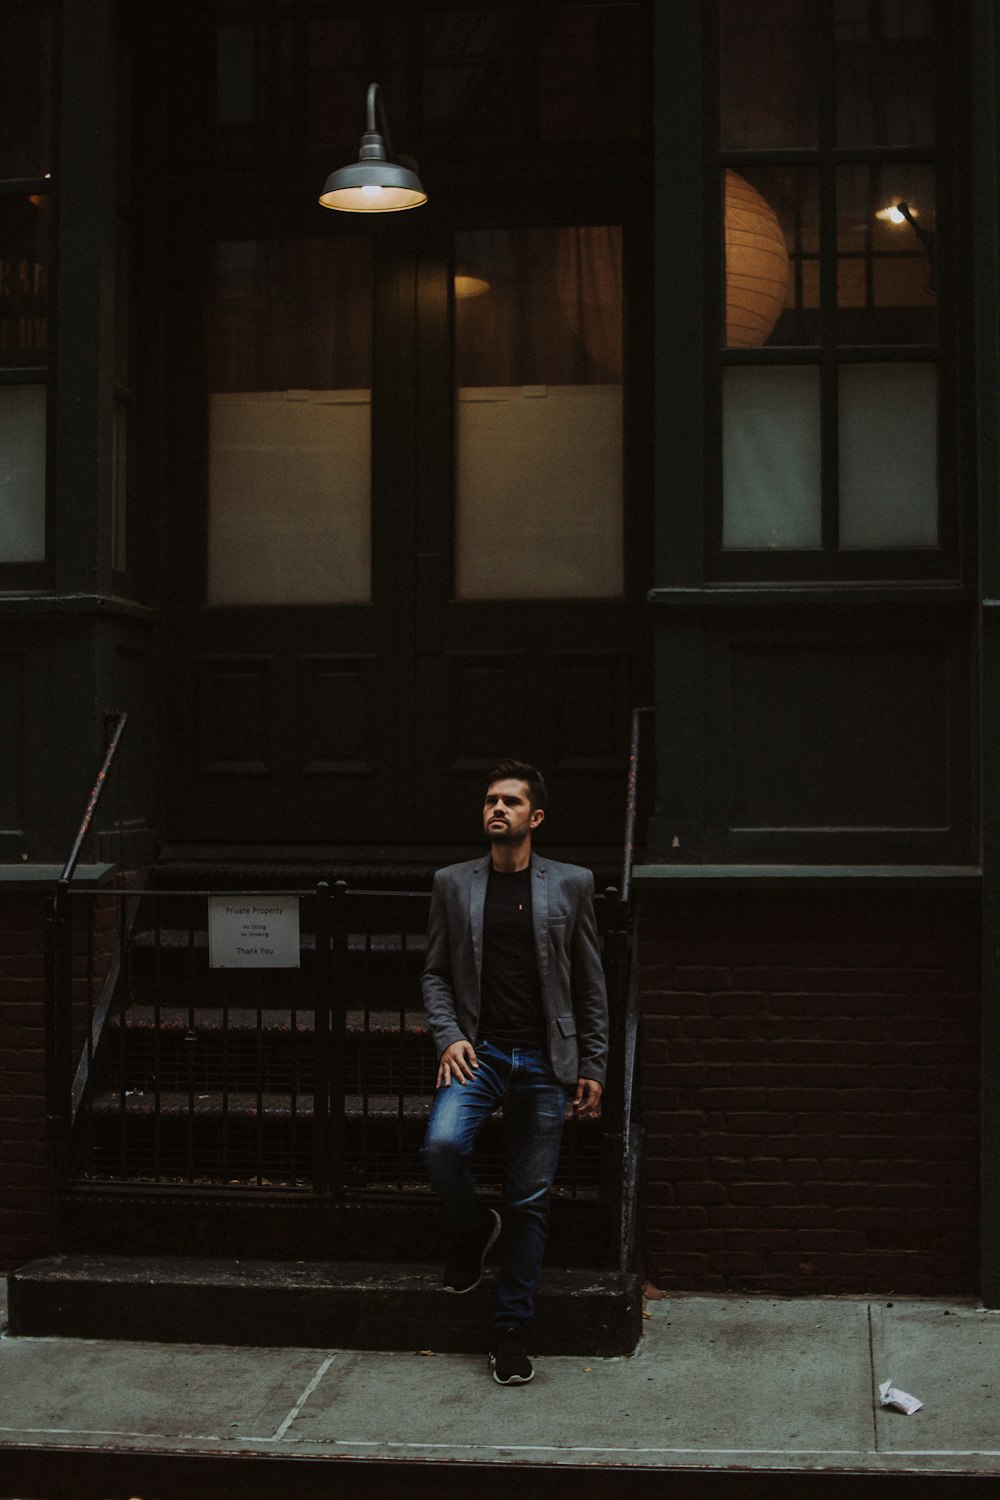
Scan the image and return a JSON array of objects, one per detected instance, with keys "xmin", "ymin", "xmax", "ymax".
[{"xmin": 437, "ymin": 1039, "xmax": 478, "ymax": 1088}]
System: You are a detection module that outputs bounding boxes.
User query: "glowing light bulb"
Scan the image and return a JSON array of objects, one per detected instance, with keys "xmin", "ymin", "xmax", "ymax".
[
  {"xmin": 361, "ymin": 184, "xmax": 383, "ymax": 198},
  {"xmin": 876, "ymin": 203, "xmax": 910, "ymax": 225}
]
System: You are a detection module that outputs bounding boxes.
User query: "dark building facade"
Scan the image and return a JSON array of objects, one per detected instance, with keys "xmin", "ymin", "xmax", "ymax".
[{"xmin": 1, "ymin": 0, "xmax": 998, "ymax": 1304}]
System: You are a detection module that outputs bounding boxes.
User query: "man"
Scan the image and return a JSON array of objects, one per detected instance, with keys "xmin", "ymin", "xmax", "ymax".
[{"xmin": 421, "ymin": 759, "xmax": 609, "ymax": 1386}]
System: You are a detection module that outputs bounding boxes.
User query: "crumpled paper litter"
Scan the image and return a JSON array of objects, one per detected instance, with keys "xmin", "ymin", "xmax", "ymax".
[{"xmin": 879, "ymin": 1378, "xmax": 923, "ymax": 1415}]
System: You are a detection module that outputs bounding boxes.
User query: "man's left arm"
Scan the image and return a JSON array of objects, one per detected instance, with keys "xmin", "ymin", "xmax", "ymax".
[{"xmin": 570, "ymin": 871, "xmax": 609, "ymax": 1118}]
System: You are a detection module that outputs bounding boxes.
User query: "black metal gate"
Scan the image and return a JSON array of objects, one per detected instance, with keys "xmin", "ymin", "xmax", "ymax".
[{"xmin": 44, "ymin": 709, "xmax": 648, "ymax": 1260}]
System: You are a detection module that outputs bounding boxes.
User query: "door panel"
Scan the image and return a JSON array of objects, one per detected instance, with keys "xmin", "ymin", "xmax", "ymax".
[
  {"xmin": 163, "ymin": 219, "xmax": 415, "ymax": 847},
  {"xmin": 411, "ymin": 211, "xmax": 650, "ymax": 850}
]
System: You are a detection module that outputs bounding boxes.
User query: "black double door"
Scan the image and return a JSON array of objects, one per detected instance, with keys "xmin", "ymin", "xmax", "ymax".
[{"xmin": 160, "ymin": 196, "xmax": 651, "ymax": 857}]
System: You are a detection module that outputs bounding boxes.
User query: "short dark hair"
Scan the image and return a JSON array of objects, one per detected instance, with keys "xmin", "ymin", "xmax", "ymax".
[{"xmin": 485, "ymin": 759, "xmax": 548, "ymax": 812}]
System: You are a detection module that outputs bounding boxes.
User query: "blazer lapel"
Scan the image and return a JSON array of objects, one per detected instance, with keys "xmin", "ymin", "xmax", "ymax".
[
  {"xmin": 531, "ymin": 853, "xmax": 549, "ymax": 995},
  {"xmin": 470, "ymin": 859, "xmax": 488, "ymax": 985}
]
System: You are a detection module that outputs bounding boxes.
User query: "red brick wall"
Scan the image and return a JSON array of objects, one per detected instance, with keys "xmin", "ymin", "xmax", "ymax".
[
  {"xmin": 637, "ymin": 886, "xmax": 980, "ymax": 1295},
  {"xmin": 0, "ymin": 896, "xmax": 50, "ymax": 1270},
  {"xmin": 0, "ymin": 893, "xmax": 119, "ymax": 1271}
]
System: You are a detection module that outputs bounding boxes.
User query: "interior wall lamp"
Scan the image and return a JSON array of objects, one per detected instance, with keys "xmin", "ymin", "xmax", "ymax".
[
  {"xmin": 876, "ymin": 199, "xmax": 936, "ymax": 292},
  {"xmin": 318, "ymin": 83, "xmax": 427, "ymax": 213}
]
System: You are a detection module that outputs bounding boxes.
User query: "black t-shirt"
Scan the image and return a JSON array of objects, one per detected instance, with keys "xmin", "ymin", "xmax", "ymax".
[{"xmin": 478, "ymin": 865, "xmax": 546, "ymax": 1048}]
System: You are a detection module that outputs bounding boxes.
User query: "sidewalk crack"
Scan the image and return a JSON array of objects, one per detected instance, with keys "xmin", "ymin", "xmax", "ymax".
[{"xmin": 867, "ymin": 1303, "xmax": 880, "ymax": 1452}]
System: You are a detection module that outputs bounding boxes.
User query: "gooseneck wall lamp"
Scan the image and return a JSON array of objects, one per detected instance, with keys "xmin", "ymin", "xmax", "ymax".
[{"xmin": 319, "ymin": 83, "xmax": 427, "ymax": 213}]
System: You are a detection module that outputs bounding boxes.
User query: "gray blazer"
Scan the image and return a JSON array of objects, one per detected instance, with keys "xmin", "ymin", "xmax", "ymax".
[{"xmin": 421, "ymin": 852, "xmax": 609, "ymax": 1089}]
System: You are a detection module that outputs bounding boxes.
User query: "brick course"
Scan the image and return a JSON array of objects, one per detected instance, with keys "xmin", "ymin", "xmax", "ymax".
[
  {"xmin": 636, "ymin": 887, "xmax": 980, "ymax": 1295},
  {"xmin": 0, "ymin": 896, "xmax": 50, "ymax": 1269},
  {"xmin": 0, "ymin": 893, "xmax": 118, "ymax": 1270}
]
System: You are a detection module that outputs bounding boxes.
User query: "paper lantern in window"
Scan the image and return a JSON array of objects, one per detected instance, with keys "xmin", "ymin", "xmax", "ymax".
[{"xmin": 724, "ymin": 169, "xmax": 791, "ymax": 347}]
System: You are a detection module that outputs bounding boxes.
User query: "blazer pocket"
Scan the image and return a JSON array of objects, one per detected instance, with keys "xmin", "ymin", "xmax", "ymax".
[{"xmin": 556, "ymin": 1015, "xmax": 577, "ymax": 1038}]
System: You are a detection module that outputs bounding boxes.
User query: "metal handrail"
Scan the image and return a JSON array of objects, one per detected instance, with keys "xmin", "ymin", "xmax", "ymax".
[
  {"xmin": 55, "ymin": 711, "xmax": 129, "ymax": 896},
  {"xmin": 46, "ymin": 711, "xmax": 129, "ymax": 1203},
  {"xmin": 607, "ymin": 703, "xmax": 653, "ymax": 1269},
  {"xmin": 621, "ymin": 705, "xmax": 652, "ymax": 907}
]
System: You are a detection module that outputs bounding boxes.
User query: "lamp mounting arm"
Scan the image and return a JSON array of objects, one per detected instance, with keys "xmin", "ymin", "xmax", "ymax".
[
  {"xmin": 366, "ymin": 83, "xmax": 394, "ymax": 158},
  {"xmin": 896, "ymin": 200, "xmax": 936, "ymax": 294}
]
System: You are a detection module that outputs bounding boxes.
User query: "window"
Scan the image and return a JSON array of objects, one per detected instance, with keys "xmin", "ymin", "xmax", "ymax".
[
  {"xmin": 453, "ymin": 225, "xmax": 624, "ymax": 600},
  {"xmin": 205, "ymin": 236, "xmax": 373, "ymax": 606},
  {"xmin": 711, "ymin": 0, "xmax": 954, "ymax": 580},
  {"xmin": 0, "ymin": 1, "xmax": 52, "ymax": 581},
  {"xmin": 208, "ymin": 4, "xmax": 645, "ymax": 164}
]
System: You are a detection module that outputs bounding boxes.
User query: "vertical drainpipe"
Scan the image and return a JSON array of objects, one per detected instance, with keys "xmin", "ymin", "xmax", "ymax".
[{"xmin": 974, "ymin": 0, "xmax": 1000, "ymax": 1308}]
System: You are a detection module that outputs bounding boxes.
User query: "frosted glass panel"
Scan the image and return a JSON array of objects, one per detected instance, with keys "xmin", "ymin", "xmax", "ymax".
[
  {"xmin": 839, "ymin": 364, "xmax": 937, "ymax": 548},
  {"xmin": 0, "ymin": 385, "xmax": 46, "ymax": 562},
  {"xmin": 207, "ymin": 235, "xmax": 371, "ymax": 604},
  {"xmin": 456, "ymin": 385, "xmax": 622, "ymax": 600},
  {"xmin": 454, "ymin": 225, "xmax": 623, "ymax": 600},
  {"xmin": 723, "ymin": 366, "xmax": 821, "ymax": 548},
  {"xmin": 208, "ymin": 391, "xmax": 370, "ymax": 605}
]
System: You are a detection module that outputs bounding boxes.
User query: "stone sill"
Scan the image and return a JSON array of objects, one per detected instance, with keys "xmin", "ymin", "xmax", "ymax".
[
  {"xmin": 0, "ymin": 593, "xmax": 158, "ymax": 621},
  {"xmin": 0, "ymin": 863, "xmax": 118, "ymax": 891}
]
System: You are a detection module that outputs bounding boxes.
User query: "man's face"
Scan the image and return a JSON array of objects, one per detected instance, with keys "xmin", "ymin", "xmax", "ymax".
[{"xmin": 483, "ymin": 778, "xmax": 544, "ymax": 844}]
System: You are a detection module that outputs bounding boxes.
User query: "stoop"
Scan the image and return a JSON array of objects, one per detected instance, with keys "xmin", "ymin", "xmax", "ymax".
[{"xmin": 7, "ymin": 1254, "xmax": 642, "ymax": 1355}]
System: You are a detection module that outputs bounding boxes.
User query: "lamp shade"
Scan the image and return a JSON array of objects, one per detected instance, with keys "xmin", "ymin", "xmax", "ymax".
[
  {"xmin": 319, "ymin": 156, "xmax": 427, "ymax": 213},
  {"xmin": 724, "ymin": 169, "xmax": 790, "ymax": 347},
  {"xmin": 319, "ymin": 88, "xmax": 427, "ymax": 213}
]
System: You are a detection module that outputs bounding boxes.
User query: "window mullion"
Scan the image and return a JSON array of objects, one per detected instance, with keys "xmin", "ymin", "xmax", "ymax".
[{"xmin": 818, "ymin": 0, "xmax": 839, "ymax": 558}]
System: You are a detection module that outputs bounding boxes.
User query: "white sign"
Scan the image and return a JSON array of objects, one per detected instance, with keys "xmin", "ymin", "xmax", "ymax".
[{"xmin": 208, "ymin": 896, "xmax": 301, "ymax": 968}]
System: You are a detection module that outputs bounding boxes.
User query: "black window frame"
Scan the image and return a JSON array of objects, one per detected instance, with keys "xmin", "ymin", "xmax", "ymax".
[
  {"xmin": 0, "ymin": 0, "xmax": 54, "ymax": 591},
  {"xmin": 0, "ymin": 188, "xmax": 54, "ymax": 593},
  {"xmin": 704, "ymin": 0, "xmax": 968, "ymax": 585}
]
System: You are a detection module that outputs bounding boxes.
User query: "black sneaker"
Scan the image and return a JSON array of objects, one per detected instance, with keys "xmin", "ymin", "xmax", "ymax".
[
  {"xmin": 442, "ymin": 1208, "xmax": 501, "ymax": 1294},
  {"xmin": 489, "ymin": 1324, "xmax": 534, "ymax": 1385}
]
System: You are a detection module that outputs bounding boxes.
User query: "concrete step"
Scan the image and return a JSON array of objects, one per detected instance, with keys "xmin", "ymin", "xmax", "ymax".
[
  {"xmin": 52, "ymin": 1182, "xmax": 617, "ymax": 1265},
  {"xmin": 81, "ymin": 1089, "xmax": 604, "ymax": 1191},
  {"xmin": 8, "ymin": 1254, "xmax": 642, "ymax": 1355},
  {"xmin": 99, "ymin": 1007, "xmax": 437, "ymax": 1095}
]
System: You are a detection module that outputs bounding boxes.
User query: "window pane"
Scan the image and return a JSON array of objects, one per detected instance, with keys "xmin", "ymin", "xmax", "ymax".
[
  {"xmin": 115, "ymin": 218, "xmax": 130, "ymax": 389},
  {"xmin": 0, "ymin": 1, "xmax": 52, "ymax": 177},
  {"xmin": 539, "ymin": 5, "xmax": 642, "ymax": 141},
  {"xmin": 837, "ymin": 164, "xmax": 935, "ymax": 344},
  {"xmin": 306, "ymin": 18, "xmax": 408, "ymax": 156},
  {"xmin": 112, "ymin": 398, "xmax": 128, "ymax": 574},
  {"xmin": 424, "ymin": 10, "xmax": 521, "ymax": 145},
  {"xmin": 0, "ymin": 385, "xmax": 46, "ymax": 562},
  {"xmin": 835, "ymin": 0, "xmax": 934, "ymax": 146},
  {"xmin": 838, "ymin": 364, "xmax": 937, "ymax": 547},
  {"xmin": 206, "ymin": 238, "xmax": 372, "ymax": 606},
  {"xmin": 720, "ymin": 0, "xmax": 818, "ymax": 148},
  {"xmin": 0, "ymin": 194, "xmax": 48, "ymax": 369},
  {"xmin": 724, "ymin": 167, "xmax": 818, "ymax": 347},
  {"xmin": 306, "ymin": 20, "xmax": 362, "ymax": 151},
  {"xmin": 216, "ymin": 21, "xmax": 257, "ymax": 129},
  {"xmin": 723, "ymin": 366, "xmax": 821, "ymax": 548},
  {"xmin": 454, "ymin": 226, "xmax": 623, "ymax": 600}
]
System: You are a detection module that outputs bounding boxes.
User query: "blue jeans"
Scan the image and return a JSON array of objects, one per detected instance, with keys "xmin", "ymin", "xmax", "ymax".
[{"xmin": 422, "ymin": 1040, "xmax": 568, "ymax": 1329}]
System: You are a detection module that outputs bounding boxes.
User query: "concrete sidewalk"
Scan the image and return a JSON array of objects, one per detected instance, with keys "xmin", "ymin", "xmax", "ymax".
[{"xmin": 1, "ymin": 1284, "xmax": 999, "ymax": 1482}]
